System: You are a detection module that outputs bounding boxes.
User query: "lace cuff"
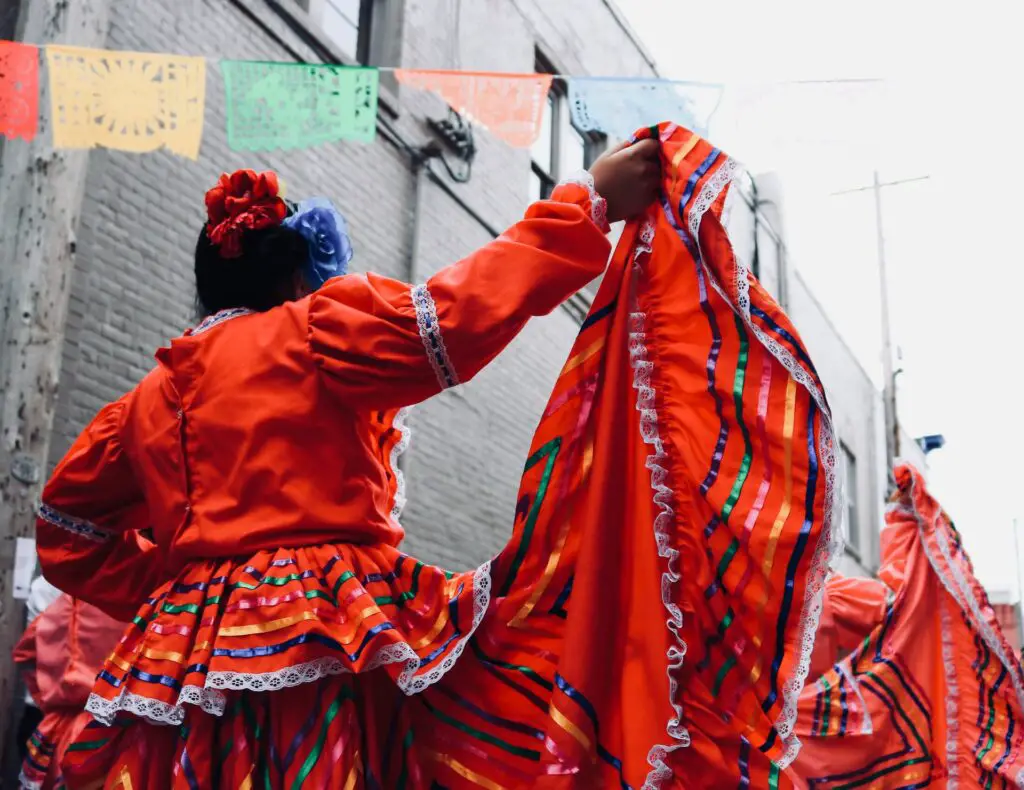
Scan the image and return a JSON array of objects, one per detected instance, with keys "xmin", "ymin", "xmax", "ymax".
[
  {"xmin": 411, "ymin": 284, "xmax": 459, "ymax": 390},
  {"xmin": 37, "ymin": 502, "xmax": 111, "ymax": 543},
  {"xmin": 561, "ymin": 170, "xmax": 610, "ymax": 233}
]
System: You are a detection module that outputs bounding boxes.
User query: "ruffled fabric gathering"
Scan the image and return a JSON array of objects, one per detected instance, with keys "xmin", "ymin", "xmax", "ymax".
[
  {"xmin": 625, "ymin": 221, "xmax": 693, "ymax": 788},
  {"xmin": 791, "ymin": 463, "xmax": 1024, "ymax": 788},
  {"xmin": 564, "ymin": 169, "xmax": 611, "ymax": 232},
  {"xmin": 623, "ymin": 123, "xmax": 839, "ymax": 783}
]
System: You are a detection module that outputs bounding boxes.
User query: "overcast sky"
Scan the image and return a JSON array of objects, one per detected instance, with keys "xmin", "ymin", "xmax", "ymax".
[{"xmin": 619, "ymin": 0, "xmax": 1024, "ymax": 596}]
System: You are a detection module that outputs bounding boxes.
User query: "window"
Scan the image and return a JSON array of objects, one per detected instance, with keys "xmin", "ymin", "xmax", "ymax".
[
  {"xmin": 289, "ymin": 0, "xmax": 400, "ymax": 68},
  {"xmin": 842, "ymin": 443, "xmax": 860, "ymax": 556},
  {"xmin": 530, "ymin": 54, "xmax": 605, "ymax": 201},
  {"xmin": 291, "ymin": 0, "xmax": 359, "ymax": 59}
]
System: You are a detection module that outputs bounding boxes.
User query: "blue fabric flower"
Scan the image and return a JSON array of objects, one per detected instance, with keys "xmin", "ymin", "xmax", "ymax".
[{"xmin": 282, "ymin": 197, "xmax": 353, "ymax": 289}]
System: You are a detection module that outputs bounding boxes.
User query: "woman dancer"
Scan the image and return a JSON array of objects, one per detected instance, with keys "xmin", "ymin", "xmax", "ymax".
[{"xmin": 38, "ymin": 141, "xmax": 659, "ymax": 788}]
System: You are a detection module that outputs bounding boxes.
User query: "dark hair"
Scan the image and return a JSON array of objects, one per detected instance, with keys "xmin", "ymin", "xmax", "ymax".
[{"xmin": 194, "ymin": 223, "xmax": 309, "ymax": 317}]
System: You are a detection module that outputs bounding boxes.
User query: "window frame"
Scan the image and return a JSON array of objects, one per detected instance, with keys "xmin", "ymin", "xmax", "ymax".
[
  {"xmin": 276, "ymin": 0, "xmax": 403, "ymax": 107},
  {"xmin": 841, "ymin": 442, "xmax": 861, "ymax": 560},
  {"xmin": 530, "ymin": 53, "xmax": 605, "ymax": 201},
  {"xmin": 290, "ymin": 0, "xmax": 365, "ymax": 62}
]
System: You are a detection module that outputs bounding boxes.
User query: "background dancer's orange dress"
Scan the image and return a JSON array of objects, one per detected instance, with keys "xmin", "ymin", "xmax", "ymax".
[
  {"xmin": 46, "ymin": 125, "xmax": 836, "ymax": 788},
  {"xmin": 790, "ymin": 464, "xmax": 1024, "ymax": 788},
  {"xmin": 14, "ymin": 593, "xmax": 126, "ymax": 789}
]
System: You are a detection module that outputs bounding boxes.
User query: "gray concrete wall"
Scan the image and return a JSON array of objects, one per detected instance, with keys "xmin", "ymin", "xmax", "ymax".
[{"xmin": 48, "ymin": 0, "xmax": 657, "ymax": 571}]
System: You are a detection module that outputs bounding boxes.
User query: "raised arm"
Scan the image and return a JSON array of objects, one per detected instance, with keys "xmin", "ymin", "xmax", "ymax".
[{"xmin": 308, "ymin": 140, "xmax": 662, "ymax": 410}]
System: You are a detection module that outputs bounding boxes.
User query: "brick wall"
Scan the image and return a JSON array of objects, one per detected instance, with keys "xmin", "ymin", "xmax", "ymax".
[{"xmin": 49, "ymin": 0, "xmax": 656, "ymax": 570}]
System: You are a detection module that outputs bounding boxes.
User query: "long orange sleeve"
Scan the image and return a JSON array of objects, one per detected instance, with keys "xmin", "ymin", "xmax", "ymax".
[
  {"xmin": 308, "ymin": 181, "xmax": 611, "ymax": 410},
  {"xmin": 35, "ymin": 396, "xmax": 163, "ymax": 621}
]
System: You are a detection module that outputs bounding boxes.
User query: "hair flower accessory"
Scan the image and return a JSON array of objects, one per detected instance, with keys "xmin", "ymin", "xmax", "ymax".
[
  {"xmin": 205, "ymin": 169, "xmax": 287, "ymax": 258},
  {"xmin": 282, "ymin": 197, "xmax": 354, "ymax": 288}
]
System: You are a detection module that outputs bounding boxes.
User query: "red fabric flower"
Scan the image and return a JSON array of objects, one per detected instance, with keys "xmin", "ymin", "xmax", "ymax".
[{"xmin": 204, "ymin": 170, "xmax": 287, "ymax": 258}]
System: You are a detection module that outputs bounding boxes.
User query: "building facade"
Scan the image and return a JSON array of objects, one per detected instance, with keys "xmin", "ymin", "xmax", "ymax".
[{"xmin": 0, "ymin": 0, "xmax": 913, "ymax": 767}]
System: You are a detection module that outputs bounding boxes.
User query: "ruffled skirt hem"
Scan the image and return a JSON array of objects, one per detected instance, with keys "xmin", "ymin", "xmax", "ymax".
[{"xmin": 88, "ymin": 543, "xmax": 491, "ymax": 728}]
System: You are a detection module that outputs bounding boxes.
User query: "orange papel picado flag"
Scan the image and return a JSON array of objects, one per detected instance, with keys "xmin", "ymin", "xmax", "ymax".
[{"xmin": 395, "ymin": 69, "xmax": 553, "ymax": 148}]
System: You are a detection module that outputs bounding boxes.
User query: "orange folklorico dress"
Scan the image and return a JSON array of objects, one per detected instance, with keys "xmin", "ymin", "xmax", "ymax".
[
  {"xmin": 14, "ymin": 593, "xmax": 126, "ymax": 790},
  {"xmin": 41, "ymin": 123, "xmax": 839, "ymax": 789},
  {"xmin": 789, "ymin": 463, "xmax": 1024, "ymax": 788}
]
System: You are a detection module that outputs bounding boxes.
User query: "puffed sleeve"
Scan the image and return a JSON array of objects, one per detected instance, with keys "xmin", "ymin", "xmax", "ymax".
[
  {"xmin": 308, "ymin": 178, "xmax": 612, "ymax": 410},
  {"xmin": 13, "ymin": 616, "xmax": 40, "ymax": 702},
  {"xmin": 36, "ymin": 395, "xmax": 162, "ymax": 622}
]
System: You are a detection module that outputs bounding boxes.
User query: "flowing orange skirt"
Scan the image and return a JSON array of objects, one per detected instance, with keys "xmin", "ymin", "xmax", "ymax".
[
  {"xmin": 791, "ymin": 464, "xmax": 1024, "ymax": 788},
  {"xmin": 65, "ymin": 123, "xmax": 837, "ymax": 789}
]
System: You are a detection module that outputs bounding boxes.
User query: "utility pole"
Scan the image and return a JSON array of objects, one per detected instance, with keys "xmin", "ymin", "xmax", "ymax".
[
  {"xmin": 0, "ymin": 0, "xmax": 112, "ymax": 752},
  {"xmin": 831, "ymin": 172, "xmax": 929, "ymax": 489},
  {"xmin": 872, "ymin": 171, "xmax": 898, "ymax": 473}
]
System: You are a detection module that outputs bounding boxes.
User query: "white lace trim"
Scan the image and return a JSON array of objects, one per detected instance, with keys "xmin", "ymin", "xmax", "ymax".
[
  {"xmin": 564, "ymin": 170, "xmax": 609, "ymax": 231},
  {"xmin": 411, "ymin": 284, "xmax": 459, "ymax": 390},
  {"xmin": 389, "ymin": 407, "xmax": 412, "ymax": 526},
  {"xmin": 17, "ymin": 770, "xmax": 42, "ymax": 790},
  {"xmin": 86, "ymin": 688, "xmax": 185, "ymax": 727},
  {"xmin": 884, "ymin": 504, "xmax": 917, "ymax": 521},
  {"xmin": 940, "ymin": 595, "xmax": 960, "ymax": 788},
  {"xmin": 689, "ymin": 156, "xmax": 841, "ymax": 767},
  {"xmin": 836, "ymin": 661, "xmax": 873, "ymax": 736},
  {"xmin": 204, "ymin": 655, "xmax": 364, "ymax": 694},
  {"xmin": 87, "ymin": 562, "xmax": 492, "ymax": 725},
  {"xmin": 399, "ymin": 559, "xmax": 492, "ymax": 694},
  {"xmin": 36, "ymin": 501, "xmax": 110, "ymax": 543},
  {"xmin": 627, "ymin": 222, "xmax": 691, "ymax": 790},
  {"xmin": 934, "ymin": 533, "xmax": 1024, "ymax": 789},
  {"xmin": 928, "ymin": 512, "xmax": 1024, "ymax": 709},
  {"xmin": 177, "ymin": 684, "xmax": 227, "ymax": 717},
  {"xmin": 191, "ymin": 307, "xmax": 253, "ymax": 335},
  {"xmin": 720, "ymin": 176, "xmax": 740, "ymax": 233}
]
